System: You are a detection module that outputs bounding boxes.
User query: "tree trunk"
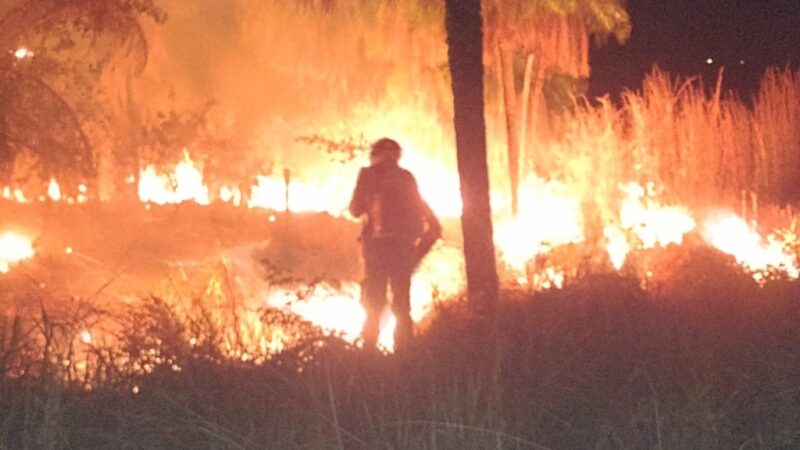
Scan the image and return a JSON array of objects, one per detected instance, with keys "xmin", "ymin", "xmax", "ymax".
[
  {"xmin": 519, "ymin": 53, "xmax": 534, "ymax": 177},
  {"xmin": 445, "ymin": 0, "xmax": 499, "ymax": 312},
  {"xmin": 499, "ymin": 43, "xmax": 520, "ymax": 216}
]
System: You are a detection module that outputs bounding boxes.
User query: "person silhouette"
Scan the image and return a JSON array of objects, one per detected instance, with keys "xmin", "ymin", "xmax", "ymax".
[{"xmin": 349, "ymin": 138, "xmax": 441, "ymax": 350}]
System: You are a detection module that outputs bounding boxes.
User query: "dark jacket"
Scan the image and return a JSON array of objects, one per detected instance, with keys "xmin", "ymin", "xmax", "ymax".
[{"xmin": 349, "ymin": 161, "xmax": 440, "ymax": 242}]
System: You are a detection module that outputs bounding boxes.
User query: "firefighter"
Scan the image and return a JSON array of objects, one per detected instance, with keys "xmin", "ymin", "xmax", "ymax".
[{"xmin": 349, "ymin": 138, "xmax": 441, "ymax": 350}]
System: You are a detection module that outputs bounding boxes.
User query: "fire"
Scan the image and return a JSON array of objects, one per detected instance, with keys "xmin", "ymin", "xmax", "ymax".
[
  {"xmin": 0, "ymin": 232, "xmax": 34, "ymax": 273},
  {"xmin": 47, "ymin": 178, "xmax": 62, "ymax": 201},
  {"xmin": 494, "ymin": 177, "xmax": 584, "ymax": 274},
  {"xmin": 604, "ymin": 225, "xmax": 630, "ymax": 270},
  {"xmin": 138, "ymin": 150, "xmax": 210, "ymax": 205},
  {"xmin": 248, "ymin": 175, "xmax": 353, "ymax": 215},
  {"xmin": 79, "ymin": 330, "xmax": 93, "ymax": 344},
  {"xmin": 619, "ymin": 183, "xmax": 696, "ymax": 248},
  {"xmin": 20, "ymin": 149, "xmax": 794, "ymax": 291},
  {"xmin": 264, "ymin": 245, "xmax": 465, "ymax": 351},
  {"xmin": 605, "ymin": 183, "xmax": 696, "ymax": 269},
  {"xmin": 3, "ymin": 186, "xmax": 28, "ymax": 203},
  {"xmin": 132, "ymin": 149, "xmax": 464, "ymax": 219},
  {"xmin": 266, "ymin": 282, "xmax": 364, "ymax": 340},
  {"xmin": 4, "ymin": 149, "xmax": 800, "ymax": 355},
  {"xmin": 13, "ymin": 47, "xmax": 33, "ymax": 59},
  {"xmin": 702, "ymin": 212, "xmax": 799, "ymax": 280}
]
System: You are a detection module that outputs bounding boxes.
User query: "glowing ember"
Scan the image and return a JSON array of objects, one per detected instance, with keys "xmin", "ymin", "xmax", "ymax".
[
  {"xmin": 219, "ymin": 186, "xmax": 242, "ymax": 206},
  {"xmin": 1, "ymin": 186, "xmax": 28, "ymax": 203},
  {"xmin": 0, "ymin": 232, "xmax": 34, "ymax": 273},
  {"xmin": 47, "ymin": 178, "xmax": 62, "ymax": 201},
  {"xmin": 702, "ymin": 212, "xmax": 799, "ymax": 280},
  {"xmin": 14, "ymin": 47, "xmax": 33, "ymax": 59},
  {"xmin": 79, "ymin": 330, "xmax": 92, "ymax": 344},
  {"xmin": 138, "ymin": 150, "xmax": 210, "ymax": 205}
]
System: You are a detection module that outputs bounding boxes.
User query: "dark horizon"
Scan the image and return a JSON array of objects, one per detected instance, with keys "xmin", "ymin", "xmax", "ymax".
[{"xmin": 590, "ymin": 0, "xmax": 800, "ymax": 98}]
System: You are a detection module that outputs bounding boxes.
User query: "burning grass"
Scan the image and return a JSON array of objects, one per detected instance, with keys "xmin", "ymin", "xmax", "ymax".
[
  {"xmin": 1, "ymin": 250, "xmax": 799, "ymax": 448},
  {"xmin": 1, "ymin": 64, "xmax": 799, "ymax": 447},
  {"xmin": 0, "ymin": 192, "xmax": 798, "ymax": 448}
]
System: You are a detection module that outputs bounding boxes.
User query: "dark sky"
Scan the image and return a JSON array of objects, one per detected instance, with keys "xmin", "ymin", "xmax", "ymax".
[{"xmin": 589, "ymin": 0, "xmax": 800, "ymax": 97}]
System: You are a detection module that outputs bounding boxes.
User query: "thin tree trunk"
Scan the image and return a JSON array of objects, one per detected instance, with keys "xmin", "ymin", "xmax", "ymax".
[
  {"xmin": 528, "ymin": 64, "xmax": 546, "ymax": 172},
  {"xmin": 519, "ymin": 53, "xmax": 534, "ymax": 177},
  {"xmin": 445, "ymin": 0, "xmax": 498, "ymax": 313},
  {"xmin": 499, "ymin": 43, "xmax": 520, "ymax": 216}
]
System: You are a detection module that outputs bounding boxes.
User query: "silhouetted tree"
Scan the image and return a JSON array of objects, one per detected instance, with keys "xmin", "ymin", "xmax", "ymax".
[{"xmin": 445, "ymin": 0, "xmax": 499, "ymax": 312}]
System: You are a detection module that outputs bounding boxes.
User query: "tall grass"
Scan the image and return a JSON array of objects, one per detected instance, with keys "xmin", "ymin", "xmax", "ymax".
[{"xmin": 540, "ymin": 67, "xmax": 800, "ymax": 209}]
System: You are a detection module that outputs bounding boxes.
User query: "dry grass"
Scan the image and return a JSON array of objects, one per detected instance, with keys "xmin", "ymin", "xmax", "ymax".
[{"xmin": 538, "ymin": 67, "xmax": 800, "ymax": 210}]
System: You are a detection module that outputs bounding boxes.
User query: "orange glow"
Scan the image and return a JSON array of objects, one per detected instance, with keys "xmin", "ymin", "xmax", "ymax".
[{"xmin": 248, "ymin": 175, "xmax": 353, "ymax": 214}]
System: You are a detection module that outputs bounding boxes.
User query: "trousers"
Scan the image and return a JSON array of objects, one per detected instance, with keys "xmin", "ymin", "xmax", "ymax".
[{"xmin": 360, "ymin": 236, "xmax": 415, "ymax": 350}]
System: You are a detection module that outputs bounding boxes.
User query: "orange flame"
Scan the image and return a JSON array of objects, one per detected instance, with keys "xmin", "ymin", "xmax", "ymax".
[
  {"xmin": 702, "ymin": 212, "xmax": 799, "ymax": 281},
  {"xmin": 138, "ymin": 150, "xmax": 210, "ymax": 205},
  {"xmin": 605, "ymin": 183, "xmax": 696, "ymax": 269},
  {"xmin": 0, "ymin": 232, "xmax": 34, "ymax": 273},
  {"xmin": 47, "ymin": 179, "xmax": 62, "ymax": 201},
  {"xmin": 494, "ymin": 177, "xmax": 584, "ymax": 278}
]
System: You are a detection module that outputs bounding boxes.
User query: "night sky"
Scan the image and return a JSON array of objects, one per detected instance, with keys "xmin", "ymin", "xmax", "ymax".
[{"xmin": 590, "ymin": 0, "xmax": 800, "ymax": 98}]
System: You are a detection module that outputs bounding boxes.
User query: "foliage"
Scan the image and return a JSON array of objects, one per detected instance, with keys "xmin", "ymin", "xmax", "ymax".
[
  {"xmin": 0, "ymin": 0, "xmax": 166, "ymax": 187},
  {"xmin": 0, "ymin": 68, "xmax": 94, "ymax": 186},
  {"xmin": 543, "ymin": 72, "xmax": 588, "ymax": 114},
  {"xmin": 295, "ymin": 133, "xmax": 370, "ymax": 164}
]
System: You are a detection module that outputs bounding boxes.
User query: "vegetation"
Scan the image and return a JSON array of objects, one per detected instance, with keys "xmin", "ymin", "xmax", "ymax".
[
  {"xmin": 0, "ymin": 0, "xmax": 165, "ymax": 188},
  {"xmin": 538, "ymin": 67, "xmax": 800, "ymax": 212},
  {"xmin": 1, "ymin": 247, "xmax": 799, "ymax": 449}
]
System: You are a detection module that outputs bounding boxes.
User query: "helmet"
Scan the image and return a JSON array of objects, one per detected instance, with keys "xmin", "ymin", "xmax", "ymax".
[{"xmin": 370, "ymin": 138, "xmax": 402, "ymax": 162}]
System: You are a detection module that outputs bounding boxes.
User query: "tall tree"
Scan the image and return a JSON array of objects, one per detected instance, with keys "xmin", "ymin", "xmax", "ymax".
[{"xmin": 445, "ymin": 0, "xmax": 499, "ymax": 312}]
